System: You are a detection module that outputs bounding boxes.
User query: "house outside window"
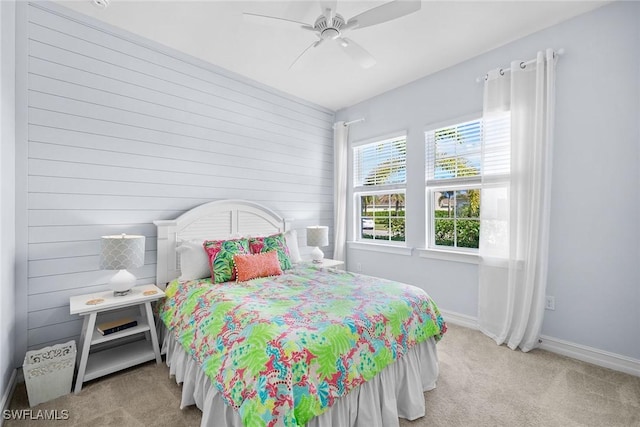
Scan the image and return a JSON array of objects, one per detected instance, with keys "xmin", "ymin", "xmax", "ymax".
[
  {"xmin": 353, "ymin": 135, "xmax": 406, "ymax": 244},
  {"xmin": 425, "ymin": 115, "xmax": 509, "ymax": 251}
]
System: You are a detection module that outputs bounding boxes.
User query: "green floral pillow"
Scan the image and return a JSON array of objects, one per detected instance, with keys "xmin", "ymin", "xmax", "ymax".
[
  {"xmin": 248, "ymin": 233, "xmax": 292, "ymax": 271},
  {"xmin": 203, "ymin": 238, "xmax": 250, "ymax": 283}
]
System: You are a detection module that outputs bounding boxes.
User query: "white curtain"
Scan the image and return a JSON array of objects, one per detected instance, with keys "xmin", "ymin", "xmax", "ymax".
[
  {"xmin": 333, "ymin": 121, "xmax": 349, "ymax": 262},
  {"xmin": 478, "ymin": 49, "xmax": 557, "ymax": 352}
]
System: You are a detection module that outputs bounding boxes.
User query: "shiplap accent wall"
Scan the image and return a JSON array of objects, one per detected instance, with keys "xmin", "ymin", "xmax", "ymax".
[{"xmin": 22, "ymin": 2, "xmax": 334, "ymax": 352}]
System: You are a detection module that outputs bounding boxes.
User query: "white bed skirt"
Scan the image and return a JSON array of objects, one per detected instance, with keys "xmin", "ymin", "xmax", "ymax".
[{"xmin": 162, "ymin": 328, "xmax": 439, "ymax": 427}]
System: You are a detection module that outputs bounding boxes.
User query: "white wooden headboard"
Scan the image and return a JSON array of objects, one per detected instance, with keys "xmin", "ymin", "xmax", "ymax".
[{"xmin": 153, "ymin": 199, "xmax": 290, "ymax": 288}]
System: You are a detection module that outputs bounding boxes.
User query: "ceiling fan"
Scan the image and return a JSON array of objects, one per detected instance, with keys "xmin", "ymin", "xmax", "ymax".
[{"xmin": 243, "ymin": 0, "xmax": 421, "ymax": 69}]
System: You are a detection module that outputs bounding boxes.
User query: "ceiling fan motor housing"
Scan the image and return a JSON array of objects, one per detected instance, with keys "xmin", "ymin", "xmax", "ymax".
[{"xmin": 315, "ymin": 14, "xmax": 346, "ymax": 40}]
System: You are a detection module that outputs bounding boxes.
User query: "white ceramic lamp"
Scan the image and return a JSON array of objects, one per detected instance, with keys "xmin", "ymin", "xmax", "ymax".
[
  {"xmin": 306, "ymin": 226, "xmax": 329, "ymax": 264},
  {"xmin": 100, "ymin": 234, "xmax": 145, "ymax": 296}
]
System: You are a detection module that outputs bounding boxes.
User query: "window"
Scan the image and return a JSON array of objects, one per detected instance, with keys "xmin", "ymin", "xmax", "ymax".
[
  {"xmin": 425, "ymin": 115, "xmax": 509, "ymax": 251},
  {"xmin": 354, "ymin": 135, "xmax": 406, "ymax": 243},
  {"xmin": 432, "ymin": 188, "xmax": 480, "ymax": 248},
  {"xmin": 358, "ymin": 192, "xmax": 405, "ymax": 242}
]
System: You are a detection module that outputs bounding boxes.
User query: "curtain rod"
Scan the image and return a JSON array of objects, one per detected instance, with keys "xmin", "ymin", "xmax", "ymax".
[
  {"xmin": 475, "ymin": 48, "xmax": 564, "ymax": 83},
  {"xmin": 345, "ymin": 118, "xmax": 365, "ymax": 126},
  {"xmin": 333, "ymin": 118, "xmax": 364, "ymax": 130}
]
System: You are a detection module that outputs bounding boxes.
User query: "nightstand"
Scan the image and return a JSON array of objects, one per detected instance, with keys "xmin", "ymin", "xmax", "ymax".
[
  {"xmin": 69, "ymin": 284, "xmax": 165, "ymax": 393},
  {"xmin": 314, "ymin": 258, "xmax": 345, "ymax": 269}
]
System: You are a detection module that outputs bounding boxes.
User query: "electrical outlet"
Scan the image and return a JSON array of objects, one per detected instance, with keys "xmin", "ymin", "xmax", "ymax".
[{"xmin": 545, "ymin": 296, "xmax": 555, "ymax": 311}]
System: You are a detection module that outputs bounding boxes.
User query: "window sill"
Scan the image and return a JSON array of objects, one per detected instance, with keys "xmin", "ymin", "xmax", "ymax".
[
  {"xmin": 417, "ymin": 248, "xmax": 479, "ymax": 264},
  {"xmin": 347, "ymin": 241, "xmax": 413, "ymax": 256}
]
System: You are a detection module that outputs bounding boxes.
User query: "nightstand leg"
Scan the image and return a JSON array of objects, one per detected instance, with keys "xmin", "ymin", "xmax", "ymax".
[
  {"xmin": 143, "ymin": 302, "xmax": 162, "ymax": 364},
  {"xmin": 74, "ymin": 312, "xmax": 97, "ymax": 394},
  {"xmin": 77, "ymin": 315, "xmax": 89, "ymax": 357},
  {"xmin": 139, "ymin": 304, "xmax": 151, "ymax": 341}
]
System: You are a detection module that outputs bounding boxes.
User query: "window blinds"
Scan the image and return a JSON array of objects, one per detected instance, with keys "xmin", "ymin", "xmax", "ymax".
[
  {"xmin": 426, "ymin": 119, "xmax": 482, "ymax": 185},
  {"xmin": 426, "ymin": 115, "xmax": 510, "ymax": 185},
  {"xmin": 354, "ymin": 136, "xmax": 407, "ymax": 188},
  {"xmin": 482, "ymin": 112, "xmax": 511, "ymax": 181}
]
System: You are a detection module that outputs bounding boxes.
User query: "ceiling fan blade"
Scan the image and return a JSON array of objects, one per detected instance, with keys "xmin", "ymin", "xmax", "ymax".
[
  {"xmin": 243, "ymin": 12, "xmax": 313, "ymax": 31},
  {"xmin": 347, "ymin": 0, "xmax": 421, "ymax": 30},
  {"xmin": 338, "ymin": 37, "xmax": 376, "ymax": 69},
  {"xmin": 289, "ymin": 39, "xmax": 324, "ymax": 70}
]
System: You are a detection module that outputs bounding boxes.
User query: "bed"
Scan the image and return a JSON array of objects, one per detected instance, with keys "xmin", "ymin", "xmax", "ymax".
[{"xmin": 154, "ymin": 200, "xmax": 446, "ymax": 427}]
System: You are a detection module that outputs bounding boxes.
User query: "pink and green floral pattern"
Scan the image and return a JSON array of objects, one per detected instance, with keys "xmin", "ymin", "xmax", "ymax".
[
  {"xmin": 159, "ymin": 265, "xmax": 446, "ymax": 427},
  {"xmin": 203, "ymin": 238, "xmax": 250, "ymax": 283},
  {"xmin": 249, "ymin": 233, "xmax": 292, "ymax": 271}
]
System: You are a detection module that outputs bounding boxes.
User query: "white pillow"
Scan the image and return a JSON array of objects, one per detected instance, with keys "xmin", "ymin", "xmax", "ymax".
[
  {"xmin": 176, "ymin": 240, "xmax": 210, "ymax": 281},
  {"xmin": 284, "ymin": 229, "xmax": 302, "ymax": 263}
]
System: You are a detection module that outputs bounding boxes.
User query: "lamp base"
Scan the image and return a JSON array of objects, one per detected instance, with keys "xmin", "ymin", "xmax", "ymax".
[
  {"xmin": 310, "ymin": 247, "xmax": 324, "ymax": 264},
  {"xmin": 108, "ymin": 269, "xmax": 136, "ymax": 297}
]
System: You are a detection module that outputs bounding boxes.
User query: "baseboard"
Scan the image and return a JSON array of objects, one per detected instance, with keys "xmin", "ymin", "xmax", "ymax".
[
  {"xmin": 439, "ymin": 309, "xmax": 639, "ymax": 378},
  {"xmin": 539, "ymin": 335, "xmax": 640, "ymax": 377},
  {"xmin": 0, "ymin": 368, "xmax": 18, "ymax": 427},
  {"xmin": 439, "ymin": 309, "xmax": 479, "ymax": 330}
]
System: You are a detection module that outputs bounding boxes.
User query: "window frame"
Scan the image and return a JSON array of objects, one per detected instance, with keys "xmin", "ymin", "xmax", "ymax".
[{"xmin": 352, "ymin": 132, "xmax": 407, "ymax": 246}]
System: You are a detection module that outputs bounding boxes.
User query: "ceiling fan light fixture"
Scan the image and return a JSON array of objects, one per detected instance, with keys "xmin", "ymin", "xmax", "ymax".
[{"xmin": 322, "ymin": 28, "xmax": 340, "ymax": 40}]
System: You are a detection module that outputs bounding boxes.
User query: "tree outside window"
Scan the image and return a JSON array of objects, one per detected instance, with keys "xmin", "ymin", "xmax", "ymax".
[
  {"xmin": 360, "ymin": 193, "xmax": 405, "ymax": 242},
  {"xmin": 433, "ymin": 189, "xmax": 480, "ymax": 248}
]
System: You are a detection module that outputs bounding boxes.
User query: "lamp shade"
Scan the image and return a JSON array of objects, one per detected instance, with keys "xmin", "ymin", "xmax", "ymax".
[
  {"xmin": 306, "ymin": 226, "xmax": 329, "ymax": 248},
  {"xmin": 100, "ymin": 234, "xmax": 145, "ymax": 270}
]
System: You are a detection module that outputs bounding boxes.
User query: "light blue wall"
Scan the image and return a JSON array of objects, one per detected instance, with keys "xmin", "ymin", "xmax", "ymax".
[
  {"xmin": 14, "ymin": 1, "xmax": 335, "ymax": 359},
  {"xmin": 337, "ymin": 1, "xmax": 640, "ymax": 360},
  {"xmin": 0, "ymin": 0, "xmax": 17, "ymax": 409}
]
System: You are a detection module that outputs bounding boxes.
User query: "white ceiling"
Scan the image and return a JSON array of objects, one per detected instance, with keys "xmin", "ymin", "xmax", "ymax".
[{"xmin": 55, "ymin": 0, "xmax": 608, "ymax": 111}]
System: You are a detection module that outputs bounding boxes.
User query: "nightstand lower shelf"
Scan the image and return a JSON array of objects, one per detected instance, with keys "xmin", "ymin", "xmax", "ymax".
[
  {"xmin": 84, "ymin": 340, "xmax": 157, "ymax": 382},
  {"xmin": 90, "ymin": 316, "xmax": 150, "ymax": 345}
]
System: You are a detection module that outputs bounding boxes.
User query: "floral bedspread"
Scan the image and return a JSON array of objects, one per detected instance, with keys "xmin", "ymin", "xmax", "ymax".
[{"xmin": 159, "ymin": 265, "xmax": 446, "ymax": 427}]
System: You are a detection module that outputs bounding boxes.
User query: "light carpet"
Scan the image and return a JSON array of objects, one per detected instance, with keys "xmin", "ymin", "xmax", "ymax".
[{"xmin": 6, "ymin": 324, "xmax": 640, "ymax": 426}]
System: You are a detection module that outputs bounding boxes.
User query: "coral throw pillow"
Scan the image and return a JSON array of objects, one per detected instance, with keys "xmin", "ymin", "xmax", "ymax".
[
  {"xmin": 248, "ymin": 233, "xmax": 292, "ymax": 271},
  {"xmin": 203, "ymin": 238, "xmax": 250, "ymax": 283},
  {"xmin": 233, "ymin": 251, "xmax": 283, "ymax": 282}
]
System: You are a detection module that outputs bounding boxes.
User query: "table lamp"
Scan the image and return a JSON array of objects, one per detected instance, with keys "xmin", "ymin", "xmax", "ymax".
[
  {"xmin": 306, "ymin": 226, "xmax": 329, "ymax": 263},
  {"xmin": 100, "ymin": 234, "xmax": 145, "ymax": 296}
]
